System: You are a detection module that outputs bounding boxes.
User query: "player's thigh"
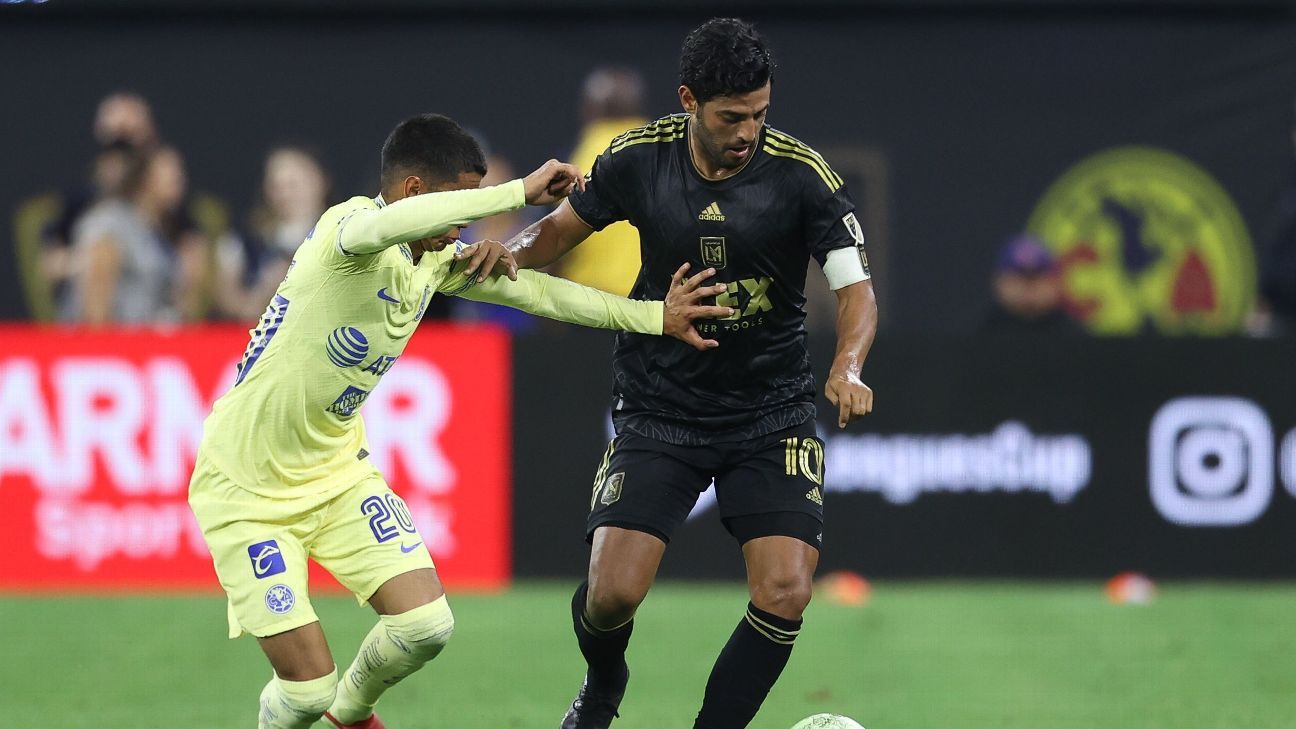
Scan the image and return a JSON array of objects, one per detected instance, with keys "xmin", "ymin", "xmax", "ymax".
[
  {"xmin": 586, "ymin": 432, "xmax": 716, "ymax": 546},
  {"xmin": 714, "ymin": 422, "xmax": 825, "ymax": 550},
  {"xmin": 188, "ymin": 458, "xmax": 323, "ymax": 641},
  {"xmin": 311, "ymin": 474, "xmax": 437, "ymax": 607}
]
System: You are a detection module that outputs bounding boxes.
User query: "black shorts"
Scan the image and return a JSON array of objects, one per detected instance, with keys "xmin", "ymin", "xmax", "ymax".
[{"xmin": 585, "ymin": 422, "xmax": 825, "ymax": 549}]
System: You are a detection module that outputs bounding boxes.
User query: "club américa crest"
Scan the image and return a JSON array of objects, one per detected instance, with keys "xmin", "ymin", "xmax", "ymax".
[{"xmin": 1027, "ymin": 146, "xmax": 1255, "ymax": 335}]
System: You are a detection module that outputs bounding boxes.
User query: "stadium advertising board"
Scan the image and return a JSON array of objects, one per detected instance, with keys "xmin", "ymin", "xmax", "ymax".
[
  {"xmin": 512, "ymin": 332, "xmax": 1296, "ymax": 578},
  {"xmin": 0, "ymin": 325, "xmax": 511, "ymax": 591}
]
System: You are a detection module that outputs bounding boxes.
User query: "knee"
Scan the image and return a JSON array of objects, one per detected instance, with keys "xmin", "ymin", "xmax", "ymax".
[
  {"xmin": 287, "ymin": 683, "xmax": 336, "ymax": 722},
  {"xmin": 750, "ymin": 573, "xmax": 813, "ymax": 619},
  {"xmin": 262, "ymin": 671, "xmax": 337, "ymax": 726},
  {"xmin": 586, "ymin": 577, "xmax": 648, "ymax": 628},
  {"xmin": 382, "ymin": 595, "xmax": 455, "ymax": 661}
]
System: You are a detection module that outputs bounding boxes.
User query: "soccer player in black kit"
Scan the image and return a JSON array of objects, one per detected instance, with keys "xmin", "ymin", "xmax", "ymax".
[{"xmin": 510, "ymin": 18, "xmax": 877, "ymax": 729}]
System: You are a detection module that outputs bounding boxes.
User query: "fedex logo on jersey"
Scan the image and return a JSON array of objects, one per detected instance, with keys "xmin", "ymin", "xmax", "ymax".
[
  {"xmin": 697, "ymin": 277, "xmax": 775, "ymax": 335},
  {"xmin": 0, "ymin": 325, "xmax": 511, "ymax": 591},
  {"xmin": 715, "ymin": 277, "xmax": 774, "ymax": 319},
  {"xmin": 248, "ymin": 540, "xmax": 286, "ymax": 579}
]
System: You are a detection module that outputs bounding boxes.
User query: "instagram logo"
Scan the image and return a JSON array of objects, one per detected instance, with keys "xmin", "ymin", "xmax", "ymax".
[
  {"xmin": 1283, "ymin": 428, "xmax": 1296, "ymax": 499},
  {"xmin": 1149, "ymin": 397, "xmax": 1274, "ymax": 527}
]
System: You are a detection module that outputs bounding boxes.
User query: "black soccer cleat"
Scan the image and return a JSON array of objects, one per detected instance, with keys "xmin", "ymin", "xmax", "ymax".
[{"xmin": 560, "ymin": 667, "xmax": 629, "ymax": 729}]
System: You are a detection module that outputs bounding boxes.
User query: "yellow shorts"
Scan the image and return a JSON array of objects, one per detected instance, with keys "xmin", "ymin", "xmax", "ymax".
[{"xmin": 188, "ymin": 453, "xmax": 435, "ymax": 639}]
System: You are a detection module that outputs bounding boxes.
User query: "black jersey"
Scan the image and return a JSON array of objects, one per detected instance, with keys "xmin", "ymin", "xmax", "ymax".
[{"xmin": 568, "ymin": 114, "xmax": 864, "ymax": 445}]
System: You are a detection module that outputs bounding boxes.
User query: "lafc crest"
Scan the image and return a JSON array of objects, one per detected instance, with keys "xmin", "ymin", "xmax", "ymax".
[
  {"xmin": 600, "ymin": 472, "xmax": 625, "ymax": 506},
  {"xmin": 700, "ymin": 237, "xmax": 727, "ymax": 270}
]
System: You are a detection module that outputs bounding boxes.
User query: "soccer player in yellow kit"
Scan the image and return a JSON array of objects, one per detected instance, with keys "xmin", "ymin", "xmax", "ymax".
[{"xmin": 188, "ymin": 114, "xmax": 732, "ymax": 729}]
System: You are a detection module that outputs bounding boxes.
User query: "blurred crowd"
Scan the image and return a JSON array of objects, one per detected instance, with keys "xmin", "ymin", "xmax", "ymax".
[
  {"xmin": 24, "ymin": 70, "xmax": 651, "ymax": 332},
  {"xmin": 18, "ymin": 78, "xmax": 1296, "ymax": 338},
  {"xmin": 31, "ymin": 92, "xmax": 332, "ymax": 327}
]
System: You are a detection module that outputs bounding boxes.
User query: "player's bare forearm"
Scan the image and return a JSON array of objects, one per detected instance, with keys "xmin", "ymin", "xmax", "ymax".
[
  {"xmin": 830, "ymin": 279, "xmax": 876, "ymax": 377},
  {"xmin": 507, "ymin": 201, "xmax": 592, "ymax": 270},
  {"xmin": 826, "ymin": 279, "xmax": 877, "ymax": 427}
]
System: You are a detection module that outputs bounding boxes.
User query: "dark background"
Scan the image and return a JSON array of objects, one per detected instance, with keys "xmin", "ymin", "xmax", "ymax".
[
  {"xmin": 4, "ymin": 1, "xmax": 1296, "ymax": 333},
  {"xmin": 4, "ymin": 0, "xmax": 1295, "ymax": 577}
]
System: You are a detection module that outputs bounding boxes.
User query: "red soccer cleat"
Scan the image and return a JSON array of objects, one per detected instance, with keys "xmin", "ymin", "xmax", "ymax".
[{"xmin": 324, "ymin": 711, "xmax": 386, "ymax": 729}]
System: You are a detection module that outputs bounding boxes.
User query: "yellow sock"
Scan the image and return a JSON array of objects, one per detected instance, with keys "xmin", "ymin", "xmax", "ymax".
[
  {"xmin": 257, "ymin": 668, "xmax": 337, "ymax": 729},
  {"xmin": 328, "ymin": 597, "xmax": 455, "ymax": 724}
]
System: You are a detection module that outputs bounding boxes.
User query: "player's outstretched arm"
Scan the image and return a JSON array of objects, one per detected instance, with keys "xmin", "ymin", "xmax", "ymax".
[
  {"xmin": 452, "ymin": 261, "xmax": 732, "ymax": 349},
  {"xmin": 338, "ymin": 160, "xmax": 586, "ymax": 256},
  {"xmin": 825, "ymin": 279, "xmax": 877, "ymax": 428},
  {"xmin": 340, "ymin": 181, "xmax": 527, "ymax": 256}
]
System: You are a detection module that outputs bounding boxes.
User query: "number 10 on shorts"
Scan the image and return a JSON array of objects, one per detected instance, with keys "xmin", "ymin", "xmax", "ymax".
[{"xmin": 783, "ymin": 436, "xmax": 825, "ymax": 485}]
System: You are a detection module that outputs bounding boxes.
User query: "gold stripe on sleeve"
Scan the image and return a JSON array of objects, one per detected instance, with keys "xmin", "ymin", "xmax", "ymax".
[{"xmin": 762, "ymin": 138, "xmax": 842, "ymax": 191}]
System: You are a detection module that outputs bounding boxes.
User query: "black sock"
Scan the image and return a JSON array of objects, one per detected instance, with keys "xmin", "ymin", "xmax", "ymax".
[
  {"xmin": 571, "ymin": 581, "xmax": 632, "ymax": 691},
  {"xmin": 693, "ymin": 602, "xmax": 802, "ymax": 729}
]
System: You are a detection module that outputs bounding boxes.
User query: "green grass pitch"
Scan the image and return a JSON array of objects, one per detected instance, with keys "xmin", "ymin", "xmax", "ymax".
[{"xmin": 2, "ymin": 582, "xmax": 1293, "ymax": 728}]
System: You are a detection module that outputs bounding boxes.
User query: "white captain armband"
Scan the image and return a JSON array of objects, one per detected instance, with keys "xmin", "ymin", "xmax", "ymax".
[{"xmin": 823, "ymin": 246, "xmax": 871, "ymax": 290}]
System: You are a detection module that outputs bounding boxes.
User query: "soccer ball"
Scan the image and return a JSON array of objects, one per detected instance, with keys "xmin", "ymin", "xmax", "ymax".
[{"xmin": 790, "ymin": 714, "xmax": 865, "ymax": 729}]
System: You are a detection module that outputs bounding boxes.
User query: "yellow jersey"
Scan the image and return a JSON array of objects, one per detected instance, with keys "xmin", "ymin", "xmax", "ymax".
[{"xmin": 198, "ymin": 180, "xmax": 661, "ymax": 500}]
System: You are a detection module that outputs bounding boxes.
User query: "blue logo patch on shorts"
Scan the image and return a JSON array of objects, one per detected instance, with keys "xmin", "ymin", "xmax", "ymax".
[
  {"xmin": 265, "ymin": 584, "xmax": 295, "ymax": 614},
  {"xmin": 248, "ymin": 540, "xmax": 286, "ymax": 579}
]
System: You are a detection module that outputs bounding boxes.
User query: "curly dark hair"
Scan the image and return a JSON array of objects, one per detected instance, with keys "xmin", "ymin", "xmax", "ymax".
[
  {"xmin": 678, "ymin": 18, "xmax": 775, "ymax": 103},
  {"xmin": 381, "ymin": 113, "xmax": 486, "ymax": 187}
]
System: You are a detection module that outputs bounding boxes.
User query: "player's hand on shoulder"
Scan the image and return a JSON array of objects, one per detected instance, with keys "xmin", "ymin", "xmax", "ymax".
[
  {"xmin": 663, "ymin": 262, "xmax": 734, "ymax": 351},
  {"xmin": 522, "ymin": 159, "xmax": 586, "ymax": 206},
  {"xmin": 825, "ymin": 371, "xmax": 874, "ymax": 429},
  {"xmin": 454, "ymin": 239, "xmax": 518, "ymax": 283}
]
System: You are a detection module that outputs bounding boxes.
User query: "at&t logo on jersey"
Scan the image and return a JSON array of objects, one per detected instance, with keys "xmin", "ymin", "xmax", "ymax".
[
  {"xmin": 363, "ymin": 355, "xmax": 398, "ymax": 376},
  {"xmin": 265, "ymin": 584, "xmax": 295, "ymax": 614},
  {"xmin": 247, "ymin": 539, "xmax": 286, "ymax": 579},
  {"xmin": 325, "ymin": 323, "xmax": 399, "ymax": 375},
  {"xmin": 325, "ymin": 326, "xmax": 370, "ymax": 368}
]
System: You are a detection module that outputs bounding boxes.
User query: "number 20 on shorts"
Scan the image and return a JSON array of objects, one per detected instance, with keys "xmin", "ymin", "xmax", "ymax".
[{"xmin": 362, "ymin": 493, "xmax": 417, "ymax": 543}]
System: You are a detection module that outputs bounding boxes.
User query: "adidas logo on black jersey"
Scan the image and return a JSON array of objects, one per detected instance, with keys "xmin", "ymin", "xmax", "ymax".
[
  {"xmin": 698, "ymin": 202, "xmax": 725, "ymax": 222},
  {"xmin": 805, "ymin": 486, "xmax": 823, "ymax": 506}
]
